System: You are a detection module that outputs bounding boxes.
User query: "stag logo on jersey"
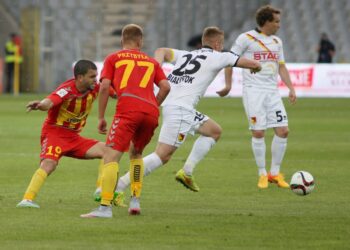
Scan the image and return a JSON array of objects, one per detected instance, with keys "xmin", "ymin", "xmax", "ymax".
[
  {"xmin": 253, "ymin": 52, "xmax": 279, "ymax": 61},
  {"xmin": 177, "ymin": 133, "xmax": 185, "ymax": 142},
  {"xmin": 250, "ymin": 117, "xmax": 257, "ymax": 125}
]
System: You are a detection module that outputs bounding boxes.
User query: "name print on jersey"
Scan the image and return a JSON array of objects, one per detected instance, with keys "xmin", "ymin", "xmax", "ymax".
[
  {"xmin": 167, "ymin": 74, "xmax": 195, "ymax": 84},
  {"xmin": 167, "ymin": 54, "xmax": 207, "ymax": 84}
]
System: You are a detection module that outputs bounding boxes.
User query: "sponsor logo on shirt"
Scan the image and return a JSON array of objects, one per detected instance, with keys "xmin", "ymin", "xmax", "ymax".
[{"xmin": 253, "ymin": 52, "xmax": 279, "ymax": 61}]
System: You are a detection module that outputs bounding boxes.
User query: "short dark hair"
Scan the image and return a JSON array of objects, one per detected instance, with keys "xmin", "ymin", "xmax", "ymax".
[
  {"xmin": 74, "ymin": 60, "xmax": 97, "ymax": 78},
  {"xmin": 256, "ymin": 5, "xmax": 281, "ymax": 27}
]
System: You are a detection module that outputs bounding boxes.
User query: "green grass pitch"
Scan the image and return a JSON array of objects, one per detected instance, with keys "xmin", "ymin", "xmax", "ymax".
[{"xmin": 0, "ymin": 94, "xmax": 349, "ymax": 249}]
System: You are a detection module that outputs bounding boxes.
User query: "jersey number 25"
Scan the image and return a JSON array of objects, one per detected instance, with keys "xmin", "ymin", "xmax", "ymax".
[{"xmin": 172, "ymin": 54, "xmax": 207, "ymax": 76}]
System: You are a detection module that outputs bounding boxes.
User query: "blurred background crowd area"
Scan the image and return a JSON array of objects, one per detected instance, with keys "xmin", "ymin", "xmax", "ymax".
[{"xmin": 0, "ymin": 0, "xmax": 348, "ymax": 92}]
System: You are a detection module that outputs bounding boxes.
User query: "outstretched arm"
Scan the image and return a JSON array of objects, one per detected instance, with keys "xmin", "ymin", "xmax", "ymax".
[
  {"xmin": 26, "ymin": 98, "xmax": 53, "ymax": 112},
  {"xmin": 154, "ymin": 48, "xmax": 174, "ymax": 64},
  {"xmin": 236, "ymin": 57, "xmax": 262, "ymax": 73}
]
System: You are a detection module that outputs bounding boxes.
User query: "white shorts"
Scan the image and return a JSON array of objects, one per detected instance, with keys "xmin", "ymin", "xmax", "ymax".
[
  {"xmin": 158, "ymin": 105, "xmax": 209, "ymax": 147},
  {"xmin": 242, "ymin": 88, "xmax": 288, "ymax": 130}
]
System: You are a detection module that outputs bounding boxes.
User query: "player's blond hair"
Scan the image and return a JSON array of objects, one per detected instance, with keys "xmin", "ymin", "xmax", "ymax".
[
  {"xmin": 121, "ymin": 24, "xmax": 143, "ymax": 44},
  {"xmin": 202, "ymin": 26, "xmax": 224, "ymax": 47}
]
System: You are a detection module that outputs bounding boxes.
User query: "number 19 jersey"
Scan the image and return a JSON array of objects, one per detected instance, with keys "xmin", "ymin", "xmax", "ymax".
[{"xmin": 163, "ymin": 47, "xmax": 239, "ymax": 110}]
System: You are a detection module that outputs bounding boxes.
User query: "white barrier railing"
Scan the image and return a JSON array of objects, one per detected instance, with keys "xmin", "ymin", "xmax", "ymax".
[{"xmin": 96, "ymin": 62, "xmax": 350, "ymax": 98}]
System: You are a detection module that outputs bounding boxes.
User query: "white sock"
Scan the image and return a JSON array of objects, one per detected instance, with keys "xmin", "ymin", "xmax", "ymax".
[
  {"xmin": 251, "ymin": 137, "xmax": 266, "ymax": 176},
  {"xmin": 143, "ymin": 152, "xmax": 163, "ymax": 176},
  {"xmin": 115, "ymin": 152, "xmax": 163, "ymax": 192},
  {"xmin": 270, "ymin": 135, "xmax": 287, "ymax": 176},
  {"xmin": 183, "ymin": 136, "xmax": 216, "ymax": 175}
]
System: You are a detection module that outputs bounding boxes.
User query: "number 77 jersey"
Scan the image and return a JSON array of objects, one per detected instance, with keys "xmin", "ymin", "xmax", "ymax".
[
  {"xmin": 100, "ymin": 49, "xmax": 167, "ymax": 113},
  {"xmin": 163, "ymin": 47, "xmax": 239, "ymax": 110}
]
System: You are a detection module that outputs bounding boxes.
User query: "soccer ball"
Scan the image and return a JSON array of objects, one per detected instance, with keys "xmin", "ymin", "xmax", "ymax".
[{"xmin": 290, "ymin": 171, "xmax": 315, "ymax": 196}]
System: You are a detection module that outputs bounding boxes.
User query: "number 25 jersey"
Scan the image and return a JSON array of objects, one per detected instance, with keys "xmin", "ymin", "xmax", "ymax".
[{"xmin": 163, "ymin": 47, "xmax": 239, "ymax": 110}]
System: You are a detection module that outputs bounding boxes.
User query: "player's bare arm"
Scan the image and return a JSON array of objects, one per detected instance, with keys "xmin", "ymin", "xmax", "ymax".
[
  {"xmin": 98, "ymin": 78, "xmax": 111, "ymax": 134},
  {"xmin": 217, "ymin": 67, "xmax": 233, "ymax": 97},
  {"xmin": 156, "ymin": 79, "xmax": 170, "ymax": 105},
  {"xmin": 26, "ymin": 98, "xmax": 53, "ymax": 112},
  {"xmin": 154, "ymin": 48, "xmax": 174, "ymax": 64},
  {"xmin": 236, "ymin": 57, "xmax": 262, "ymax": 73},
  {"xmin": 279, "ymin": 64, "xmax": 296, "ymax": 105}
]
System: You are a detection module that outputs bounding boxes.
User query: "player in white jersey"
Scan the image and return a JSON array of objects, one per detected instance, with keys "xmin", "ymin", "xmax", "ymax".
[
  {"xmin": 111, "ymin": 26, "xmax": 261, "ymax": 197},
  {"xmin": 230, "ymin": 5, "xmax": 296, "ymax": 189}
]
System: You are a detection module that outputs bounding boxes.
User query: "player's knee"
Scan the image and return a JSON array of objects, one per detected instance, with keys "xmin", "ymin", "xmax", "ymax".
[
  {"xmin": 276, "ymin": 128, "xmax": 289, "ymax": 138},
  {"xmin": 212, "ymin": 125, "xmax": 222, "ymax": 141},
  {"xmin": 160, "ymin": 154, "xmax": 172, "ymax": 164},
  {"xmin": 252, "ymin": 130, "xmax": 265, "ymax": 138},
  {"xmin": 40, "ymin": 160, "xmax": 57, "ymax": 175}
]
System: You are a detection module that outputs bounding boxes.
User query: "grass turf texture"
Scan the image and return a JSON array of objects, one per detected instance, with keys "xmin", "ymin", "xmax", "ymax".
[{"xmin": 0, "ymin": 94, "xmax": 349, "ymax": 249}]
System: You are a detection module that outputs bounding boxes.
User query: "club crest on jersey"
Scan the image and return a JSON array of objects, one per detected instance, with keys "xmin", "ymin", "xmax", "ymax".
[
  {"xmin": 250, "ymin": 117, "xmax": 257, "ymax": 125},
  {"xmin": 253, "ymin": 52, "xmax": 279, "ymax": 61},
  {"xmin": 177, "ymin": 133, "xmax": 185, "ymax": 142}
]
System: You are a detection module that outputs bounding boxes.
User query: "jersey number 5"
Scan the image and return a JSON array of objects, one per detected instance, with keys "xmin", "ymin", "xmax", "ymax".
[{"xmin": 115, "ymin": 60, "xmax": 154, "ymax": 89}]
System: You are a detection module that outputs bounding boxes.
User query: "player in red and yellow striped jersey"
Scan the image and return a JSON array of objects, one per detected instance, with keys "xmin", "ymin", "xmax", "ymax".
[
  {"xmin": 81, "ymin": 24, "xmax": 170, "ymax": 218},
  {"xmin": 16, "ymin": 60, "xmax": 113, "ymax": 209}
]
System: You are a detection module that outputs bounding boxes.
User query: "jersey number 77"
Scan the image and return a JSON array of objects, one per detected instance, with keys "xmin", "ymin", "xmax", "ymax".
[{"xmin": 115, "ymin": 59, "xmax": 154, "ymax": 89}]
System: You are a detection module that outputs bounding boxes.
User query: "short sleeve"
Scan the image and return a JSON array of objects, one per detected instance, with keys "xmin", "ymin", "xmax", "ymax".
[
  {"xmin": 100, "ymin": 54, "xmax": 114, "ymax": 82},
  {"xmin": 168, "ymin": 49, "xmax": 186, "ymax": 64},
  {"xmin": 219, "ymin": 52, "xmax": 240, "ymax": 68},
  {"xmin": 277, "ymin": 38, "xmax": 285, "ymax": 64},
  {"xmin": 230, "ymin": 33, "xmax": 247, "ymax": 56},
  {"xmin": 47, "ymin": 87, "xmax": 69, "ymax": 106},
  {"xmin": 153, "ymin": 62, "xmax": 167, "ymax": 86}
]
